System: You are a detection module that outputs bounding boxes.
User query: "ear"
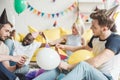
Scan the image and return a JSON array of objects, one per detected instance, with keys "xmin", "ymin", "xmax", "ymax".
[{"xmin": 102, "ymin": 26, "xmax": 108, "ymax": 31}]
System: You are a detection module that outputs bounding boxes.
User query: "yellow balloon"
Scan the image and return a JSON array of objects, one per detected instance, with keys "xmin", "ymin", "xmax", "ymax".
[{"xmin": 68, "ymin": 50, "xmax": 94, "ymax": 64}]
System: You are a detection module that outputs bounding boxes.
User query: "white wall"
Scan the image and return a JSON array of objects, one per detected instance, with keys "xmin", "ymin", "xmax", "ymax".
[
  {"xmin": 0, "ymin": 0, "xmax": 120, "ymax": 34},
  {"xmin": 0, "ymin": 0, "xmax": 77, "ymax": 33}
]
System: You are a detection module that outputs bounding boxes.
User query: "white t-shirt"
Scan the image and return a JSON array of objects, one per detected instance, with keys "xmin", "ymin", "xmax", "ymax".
[
  {"xmin": 13, "ymin": 41, "xmax": 41, "ymax": 65},
  {"xmin": 0, "ymin": 41, "xmax": 9, "ymax": 55},
  {"xmin": 88, "ymin": 34, "xmax": 120, "ymax": 80},
  {"xmin": 65, "ymin": 34, "xmax": 82, "ymax": 56}
]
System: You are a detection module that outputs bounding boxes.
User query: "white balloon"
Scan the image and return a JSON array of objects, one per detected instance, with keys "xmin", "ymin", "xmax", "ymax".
[{"xmin": 36, "ymin": 48, "xmax": 61, "ymax": 70}]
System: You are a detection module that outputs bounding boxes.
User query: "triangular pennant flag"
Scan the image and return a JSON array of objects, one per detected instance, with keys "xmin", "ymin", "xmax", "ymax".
[
  {"xmin": 30, "ymin": 7, "xmax": 33, "ymax": 11},
  {"xmin": 52, "ymin": 0, "xmax": 56, "ymax": 2},
  {"xmin": 56, "ymin": 13, "xmax": 59, "ymax": 17},
  {"xmin": 41, "ymin": 13, "xmax": 45, "ymax": 17},
  {"xmin": 33, "ymin": 9, "xmax": 37, "ymax": 14},
  {"xmin": 53, "ymin": 20, "xmax": 57, "ymax": 27},
  {"xmin": 48, "ymin": 14, "xmax": 50, "ymax": 18},
  {"xmin": 37, "ymin": 11, "xmax": 41, "ymax": 16},
  {"xmin": 103, "ymin": 0, "xmax": 106, "ymax": 2},
  {"xmin": 52, "ymin": 14, "xmax": 55, "ymax": 18},
  {"xmin": 61, "ymin": 12, "xmax": 64, "ymax": 15},
  {"xmin": 27, "ymin": 4, "xmax": 31, "ymax": 9}
]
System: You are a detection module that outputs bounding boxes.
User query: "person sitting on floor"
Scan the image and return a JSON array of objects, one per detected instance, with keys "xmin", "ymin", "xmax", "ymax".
[
  {"xmin": 5, "ymin": 31, "xmax": 47, "ymax": 74},
  {"xmin": 33, "ymin": 5, "xmax": 120, "ymax": 80},
  {"xmin": 0, "ymin": 8, "xmax": 26, "ymax": 80}
]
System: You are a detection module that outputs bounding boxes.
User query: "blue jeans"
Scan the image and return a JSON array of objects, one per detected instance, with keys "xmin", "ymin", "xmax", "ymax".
[
  {"xmin": 0, "ymin": 62, "xmax": 17, "ymax": 80},
  {"xmin": 14, "ymin": 65, "xmax": 30, "ymax": 75},
  {"xmin": 33, "ymin": 62, "xmax": 112, "ymax": 80},
  {"xmin": 5, "ymin": 39, "xmax": 30, "ymax": 74},
  {"xmin": 33, "ymin": 68, "xmax": 60, "ymax": 80},
  {"xmin": 5, "ymin": 39, "xmax": 16, "ymax": 66}
]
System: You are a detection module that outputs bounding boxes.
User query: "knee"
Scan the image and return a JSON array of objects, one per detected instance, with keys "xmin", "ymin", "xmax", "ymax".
[
  {"xmin": 78, "ymin": 61, "xmax": 89, "ymax": 66},
  {"xmin": 4, "ymin": 39, "xmax": 14, "ymax": 50},
  {"xmin": 5, "ymin": 39, "xmax": 13, "ymax": 45},
  {"xmin": 77, "ymin": 61, "xmax": 92, "ymax": 70}
]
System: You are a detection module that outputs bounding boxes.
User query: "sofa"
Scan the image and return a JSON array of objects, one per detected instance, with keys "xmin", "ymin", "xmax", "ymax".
[{"xmin": 14, "ymin": 26, "xmax": 93, "ymax": 62}]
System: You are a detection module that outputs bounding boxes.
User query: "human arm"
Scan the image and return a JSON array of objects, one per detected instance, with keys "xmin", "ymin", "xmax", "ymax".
[
  {"xmin": 56, "ymin": 43, "xmax": 92, "ymax": 52},
  {"xmin": 58, "ymin": 45, "xmax": 92, "ymax": 70},
  {"xmin": 81, "ymin": 37, "xmax": 86, "ymax": 46},
  {"xmin": 0, "ymin": 54, "xmax": 25, "ymax": 62},
  {"xmin": 59, "ymin": 48, "xmax": 115, "ymax": 71},
  {"xmin": 85, "ymin": 49, "xmax": 114, "ymax": 68},
  {"xmin": 49, "ymin": 35, "xmax": 67, "ymax": 46},
  {"xmin": 59, "ymin": 35, "xmax": 119, "ymax": 70},
  {"xmin": 1, "ymin": 55, "xmax": 26, "ymax": 72}
]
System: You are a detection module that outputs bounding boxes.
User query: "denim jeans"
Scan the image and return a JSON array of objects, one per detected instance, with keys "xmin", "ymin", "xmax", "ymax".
[
  {"xmin": 5, "ymin": 39, "xmax": 16, "ymax": 66},
  {"xmin": 5, "ymin": 39, "xmax": 30, "ymax": 74},
  {"xmin": 61, "ymin": 62, "xmax": 112, "ymax": 80},
  {"xmin": 33, "ymin": 68, "xmax": 60, "ymax": 80},
  {"xmin": 0, "ymin": 62, "xmax": 17, "ymax": 80},
  {"xmin": 33, "ymin": 62, "xmax": 112, "ymax": 80},
  {"xmin": 14, "ymin": 65, "xmax": 30, "ymax": 75}
]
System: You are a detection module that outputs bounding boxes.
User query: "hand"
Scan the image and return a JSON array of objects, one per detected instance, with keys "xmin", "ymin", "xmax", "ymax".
[
  {"xmin": 11, "ymin": 55, "xmax": 26, "ymax": 65},
  {"xmin": 58, "ymin": 61, "xmax": 70, "ymax": 71},
  {"xmin": 16, "ymin": 62, "xmax": 24, "ymax": 69},
  {"xmin": 39, "ymin": 31, "xmax": 47, "ymax": 40},
  {"xmin": 39, "ymin": 31, "xmax": 43, "ymax": 35},
  {"xmin": 48, "ymin": 42, "xmax": 56, "ymax": 46},
  {"xmin": 55, "ymin": 44, "xmax": 65, "ymax": 50}
]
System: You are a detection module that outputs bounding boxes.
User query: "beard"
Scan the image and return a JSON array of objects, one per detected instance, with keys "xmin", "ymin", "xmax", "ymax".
[
  {"xmin": 0, "ymin": 38, "xmax": 4, "ymax": 41},
  {"xmin": 0, "ymin": 37, "xmax": 5, "ymax": 41},
  {"xmin": 22, "ymin": 42, "xmax": 27, "ymax": 46},
  {"xmin": 0, "ymin": 36, "xmax": 9, "ymax": 41},
  {"xmin": 22, "ymin": 41, "xmax": 30, "ymax": 46}
]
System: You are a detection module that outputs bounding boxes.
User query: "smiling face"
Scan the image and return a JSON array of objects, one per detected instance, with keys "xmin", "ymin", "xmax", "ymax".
[
  {"xmin": 72, "ymin": 23, "xmax": 79, "ymax": 35},
  {"xmin": 90, "ymin": 9, "xmax": 115, "ymax": 37},
  {"xmin": 0, "ymin": 24, "xmax": 12, "ymax": 41},
  {"xmin": 91, "ymin": 19, "xmax": 102, "ymax": 37},
  {"xmin": 22, "ymin": 33, "xmax": 35, "ymax": 46}
]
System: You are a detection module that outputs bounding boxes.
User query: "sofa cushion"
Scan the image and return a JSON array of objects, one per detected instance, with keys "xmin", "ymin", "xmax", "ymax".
[
  {"xmin": 82, "ymin": 29, "xmax": 93, "ymax": 43},
  {"xmin": 18, "ymin": 33, "xmax": 25, "ymax": 42}
]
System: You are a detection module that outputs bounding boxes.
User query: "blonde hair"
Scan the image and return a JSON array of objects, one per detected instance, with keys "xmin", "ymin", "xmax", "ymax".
[{"xmin": 72, "ymin": 19, "xmax": 85, "ymax": 35}]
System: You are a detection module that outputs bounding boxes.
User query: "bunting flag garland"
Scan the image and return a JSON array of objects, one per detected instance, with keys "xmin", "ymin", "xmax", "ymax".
[
  {"xmin": 27, "ymin": 2, "xmax": 77, "ymax": 18},
  {"xmin": 79, "ymin": 13, "xmax": 92, "ymax": 23}
]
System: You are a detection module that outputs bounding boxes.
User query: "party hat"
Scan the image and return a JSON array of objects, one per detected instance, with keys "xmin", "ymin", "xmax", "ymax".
[
  {"xmin": 105, "ymin": 4, "xmax": 119, "ymax": 17},
  {"xmin": 106, "ymin": 5, "xmax": 119, "ymax": 32},
  {"xmin": 0, "ymin": 8, "xmax": 9, "ymax": 24}
]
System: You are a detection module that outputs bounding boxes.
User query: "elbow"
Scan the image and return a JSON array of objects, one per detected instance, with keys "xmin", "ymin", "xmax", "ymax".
[
  {"xmin": 92, "ymin": 62, "xmax": 99, "ymax": 68},
  {"xmin": 86, "ymin": 59, "xmax": 99, "ymax": 68}
]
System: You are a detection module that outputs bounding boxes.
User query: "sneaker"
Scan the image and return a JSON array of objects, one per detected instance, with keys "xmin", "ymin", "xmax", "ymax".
[{"xmin": 15, "ymin": 77, "xmax": 20, "ymax": 80}]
